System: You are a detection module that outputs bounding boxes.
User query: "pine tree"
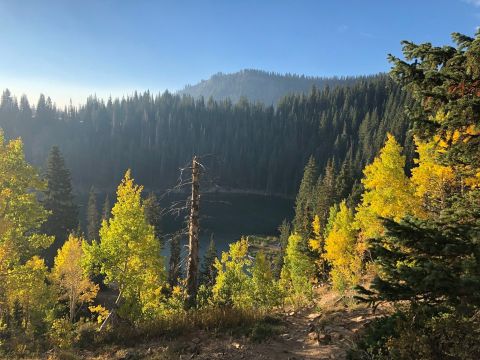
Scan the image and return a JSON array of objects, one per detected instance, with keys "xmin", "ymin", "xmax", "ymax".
[
  {"xmin": 144, "ymin": 192, "xmax": 162, "ymax": 241},
  {"xmin": 200, "ymin": 235, "xmax": 217, "ymax": 287},
  {"xmin": 86, "ymin": 186, "xmax": 100, "ymax": 242},
  {"xmin": 293, "ymin": 156, "xmax": 318, "ymax": 247},
  {"xmin": 168, "ymin": 233, "xmax": 182, "ymax": 287},
  {"xmin": 359, "ymin": 32, "xmax": 480, "ymax": 316},
  {"xmin": 314, "ymin": 159, "xmax": 337, "ymax": 229},
  {"xmin": 273, "ymin": 219, "xmax": 291, "ymax": 279},
  {"xmin": 42, "ymin": 146, "xmax": 78, "ymax": 264},
  {"xmin": 102, "ymin": 194, "xmax": 111, "ymax": 220}
]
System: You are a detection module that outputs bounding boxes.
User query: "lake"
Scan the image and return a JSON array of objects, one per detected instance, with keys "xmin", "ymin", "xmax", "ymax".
[{"xmin": 79, "ymin": 191, "xmax": 294, "ymax": 258}]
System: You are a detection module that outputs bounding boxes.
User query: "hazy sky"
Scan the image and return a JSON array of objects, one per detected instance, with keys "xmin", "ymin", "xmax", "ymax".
[{"xmin": 0, "ymin": 0, "xmax": 478, "ymax": 107}]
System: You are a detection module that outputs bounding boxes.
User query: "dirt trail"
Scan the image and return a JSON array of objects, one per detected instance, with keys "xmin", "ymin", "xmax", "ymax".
[
  {"xmin": 188, "ymin": 305, "xmax": 382, "ymax": 360},
  {"xmin": 81, "ymin": 297, "xmax": 386, "ymax": 360}
]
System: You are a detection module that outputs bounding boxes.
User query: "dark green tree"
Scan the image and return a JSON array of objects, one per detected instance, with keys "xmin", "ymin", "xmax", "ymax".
[
  {"xmin": 200, "ymin": 234, "xmax": 218, "ymax": 287},
  {"xmin": 102, "ymin": 194, "xmax": 111, "ymax": 221},
  {"xmin": 42, "ymin": 146, "xmax": 78, "ymax": 264},
  {"xmin": 168, "ymin": 233, "xmax": 182, "ymax": 287},
  {"xmin": 143, "ymin": 192, "xmax": 163, "ymax": 248},
  {"xmin": 359, "ymin": 32, "xmax": 480, "ymax": 314},
  {"xmin": 314, "ymin": 158, "xmax": 337, "ymax": 229},
  {"xmin": 273, "ymin": 219, "xmax": 291, "ymax": 279},
  {"xmin": 293, "ymin": 156, "xmax": 317, "ymax": 245},
  {"xmin": 86, "ymin": 186, "xmax": 100, "ymax": 242}
]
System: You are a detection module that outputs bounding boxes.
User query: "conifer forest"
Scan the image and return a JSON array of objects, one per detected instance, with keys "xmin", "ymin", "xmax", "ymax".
[{"xmin": 0, "ymin": 2, "xmax": 479, "ymax": 359}]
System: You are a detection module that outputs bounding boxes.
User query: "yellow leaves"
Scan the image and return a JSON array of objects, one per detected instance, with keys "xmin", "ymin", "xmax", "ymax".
[
  {"xmin": 308, "ymin": 215, "xmax": 322, "ymax": 252},
  {"xmin": 355, "ymin": 134, "xmax": 418, "ymax": 240},
  {"xmin": 89, "ymin": 304, "xmax": 109, "ymax": 324},
  {"xmin": 84, "ymin": 170, "xmax": 165, "ymax": 321},
  {"xmin": 52, "ymin": 234, "xmax": 98, "ymax": 321},
  {"xmin": 323, "ymin": 201, "xmax": 360, "ymax": 291},
  {"xmin": 411, "ymin": 138, "xmax": 456, "ymax": 213}
]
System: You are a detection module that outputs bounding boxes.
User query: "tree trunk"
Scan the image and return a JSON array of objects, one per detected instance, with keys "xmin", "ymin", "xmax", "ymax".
[{"xmin": 186, "ymin": 156, "xmax": 200, "ymax": 307}]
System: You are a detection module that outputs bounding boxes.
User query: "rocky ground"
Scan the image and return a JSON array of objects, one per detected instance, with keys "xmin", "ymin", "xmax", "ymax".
[{"xmin": 44, "ymin": 290, "xmax": 387, "ymax": 360}]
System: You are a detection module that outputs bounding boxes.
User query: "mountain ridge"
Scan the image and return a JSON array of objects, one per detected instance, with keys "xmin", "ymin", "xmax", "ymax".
[{"xmin": 178, "ymin": 69, "xmax": 381, "ymax": 105}]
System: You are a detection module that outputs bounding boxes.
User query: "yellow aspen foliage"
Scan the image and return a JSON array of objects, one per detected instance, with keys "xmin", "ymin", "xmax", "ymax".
[
  {"xmin": 83, "ymin": 170, "xmax": 165, "ymax": 322},
  {"xmin": 323, "ymin": 201, "xmax": 361, "ymax": 291},
  {"xmin": 6, "ymin": 256, "xmax": 53, "ymax": 329},
  {"xmin": 251, "ymin": 250, "xmax": 282, "ymax": 309},
  {"xmin": 411, "ymin": 137, "xmax": 455, "ymax": 214},
  {"xmin": 355, "ymin": 134, "xmax": 419, "ymax": 241},
  {"xmin": 0, "ymin": 130, "xmax": 52, "ymax": 265},
  {"xmin": 52, "ymin": 234, "xmax": 99, "ymax": 322},
  {"xmin": 308, "ymin": 215, "xmax": 322, "ymax": 252},
  {"xmin": 212, "ymin": 238, "xmax": 253, "ymax": 308},
  {"xmin": 280, "ymin": 234, "xmax": 315, "ymax": 306}
]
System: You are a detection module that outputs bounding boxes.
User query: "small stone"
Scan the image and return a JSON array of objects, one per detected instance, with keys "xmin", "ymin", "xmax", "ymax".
[
  {"xmin": 191, "ymin": 337, "xmax": 201, "ymax": 344},
  {"xmin": 307, "ymin": 331, "xmax": 318, "ymax": 341},
  {"xmin": 318, "ymin": 333, "xmax": 332, "ymax": 344},
  {"xmin": 307, "ymin": 312, "xmax": 321, "ymax": 320}
]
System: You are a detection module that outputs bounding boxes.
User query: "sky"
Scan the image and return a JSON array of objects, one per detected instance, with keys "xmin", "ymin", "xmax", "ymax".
[{"xmin": 0, "ymin": 0, "xmax": 479, "ymax": 107}]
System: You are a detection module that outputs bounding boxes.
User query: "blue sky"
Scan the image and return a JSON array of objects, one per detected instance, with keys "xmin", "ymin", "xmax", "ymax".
[{"xmin": 0, "ymin": 0, "xmax": 478, "ymax": 106}]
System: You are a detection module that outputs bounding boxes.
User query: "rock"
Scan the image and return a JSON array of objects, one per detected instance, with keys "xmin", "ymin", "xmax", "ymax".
[
  {"xmin": 115, "ymin": 350, "xmax": 134, "ymax": 360},
  {"xmin": 307, "ymin": 331, "xmax": 318, "ymax": 342},
  {"xmin": 318, "ymin": 333, "xmax": 332, "ymax": 344},
  {"xmin": 231, "ymin": 341, "xmax": 241, "ymax": 349},
  {"xmin": 191, "ymin": 337, "xmax": 201, "ymax": 344},
  {"xmin": 288, "ymin": 311, "xmax": 295, "ymax": 316},
  {"xmin": 307, "ymin": 312, "xmax": 321, "ymax": 320}
]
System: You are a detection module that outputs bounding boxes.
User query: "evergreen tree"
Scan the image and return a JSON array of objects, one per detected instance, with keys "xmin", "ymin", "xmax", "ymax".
[
  {"xmin": 168, "ymin": 233, "xmax": 182, "ymax": 287},
  {"xmin": 273, "ymin": 219, "xmax": 291, "ymax": 279},
  {"xmin": 143, "ymin": 192, "xmax": 163, "ymax": 248},
  {"xmin": 200, "ymin": 235, "xmax": 217, "ymax": 287},
  {"xmin": 314, "ymin": 158, "xmax": 337, "ymax": 230},
  {"xmin": 293, "ymin": 156, "xmax": 317, "ymax": 246},
  {"xmin": 42, "ymin": 146, "xmax": 78, "ymax": 264},
  {"xmin": 359, "ymin": 31, "xmax": 480, "ymax": 323},
  {"xmin": 86, "ymin": 186, "xmax": 100, "ymax": 242},
  {"xmin": 102, "ymin": 194, "xmax": 111, "ymax": 220}
]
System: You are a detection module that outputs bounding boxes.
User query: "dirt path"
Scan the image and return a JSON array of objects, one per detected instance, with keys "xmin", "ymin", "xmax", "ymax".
[
  {"xmin": 81, "ymin": 304, "xmax": 385, "ymax": 360},
  {"xmin": 188, "ymin": 305, "xmax": 382, "ymax": 360}
]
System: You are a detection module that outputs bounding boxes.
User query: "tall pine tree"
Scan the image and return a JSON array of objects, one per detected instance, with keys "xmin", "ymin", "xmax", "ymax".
[
  {"xmin": 86, "ymin": 186, "xmax": 100, "ymax": 242},
  {"xmin": 293, "ymin": 156, "xmax": 317, "ymax": 247},
  {"xmin": 42, "ymin": 146, "xmax": 78, "ymax": 264}
]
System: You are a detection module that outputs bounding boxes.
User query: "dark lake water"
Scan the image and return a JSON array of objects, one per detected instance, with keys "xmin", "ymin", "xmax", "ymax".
[
  {"xmin": 160, "ymin": 192, "xmax": 294, "ymax": 257},
  {"xmin": 79, "ymin": 192, "xmax": 294, "ymax": 258}
]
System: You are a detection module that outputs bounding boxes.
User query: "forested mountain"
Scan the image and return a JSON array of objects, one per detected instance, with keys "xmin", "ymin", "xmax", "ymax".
[
  {"xmin": 0, "ymin": 74, "xmax": 411, "ymax": 195},
  {"xmin": 179, "ymin": 69, "xmax": 374, "ymax": 105}
]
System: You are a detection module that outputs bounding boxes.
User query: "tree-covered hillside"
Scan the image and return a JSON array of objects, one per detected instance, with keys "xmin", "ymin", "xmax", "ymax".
[
  {"xmin": 0, "ymin": 74, "xmax": 411, "ymax": 195},
  {"xmin": 179, "ymin": 69, "xmax": 373, "ymax": 105}
]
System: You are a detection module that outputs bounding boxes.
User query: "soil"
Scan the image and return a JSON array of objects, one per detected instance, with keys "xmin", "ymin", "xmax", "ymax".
[{"xmin": 43, "ymin": 290, "xmax": 388, "ymax": 360}]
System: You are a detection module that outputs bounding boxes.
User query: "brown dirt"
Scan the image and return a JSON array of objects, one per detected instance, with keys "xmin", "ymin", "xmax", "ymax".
[{"xmin": 40, "ymin": 290, "xmax": 388, "ymax": 360}]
